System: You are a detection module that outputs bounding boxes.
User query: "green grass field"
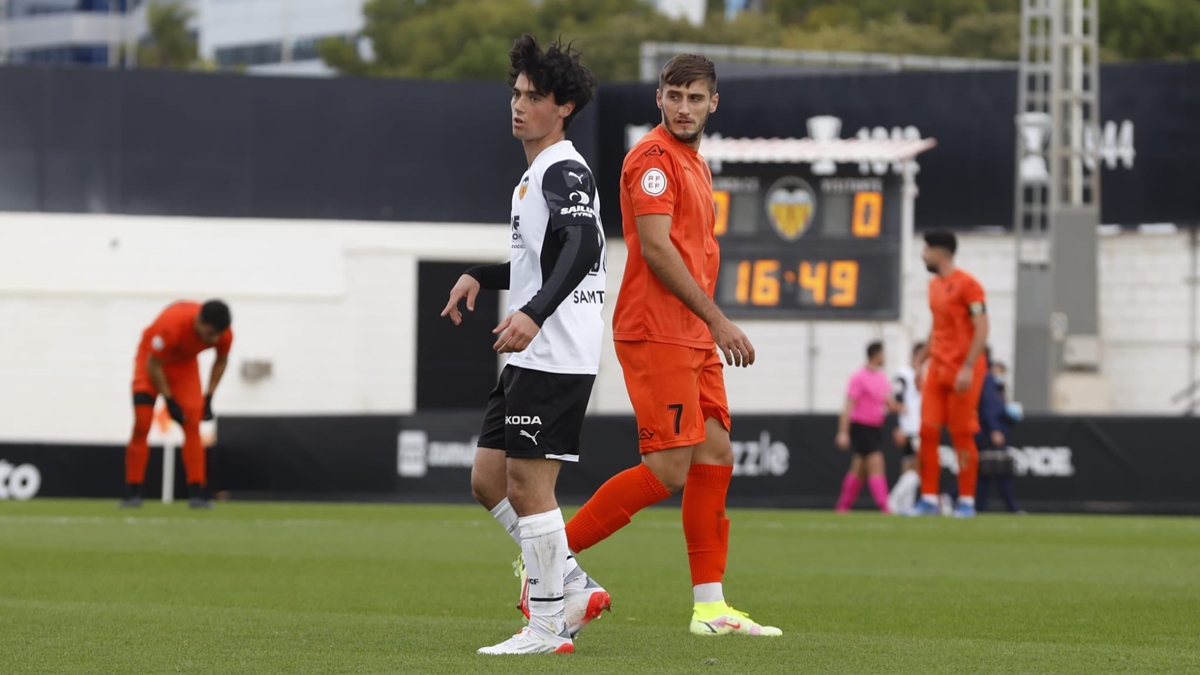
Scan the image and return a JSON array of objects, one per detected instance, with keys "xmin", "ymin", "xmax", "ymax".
[{"xmin": 1, "ymin": 500, "xmax": 1198, "ymax": 674}]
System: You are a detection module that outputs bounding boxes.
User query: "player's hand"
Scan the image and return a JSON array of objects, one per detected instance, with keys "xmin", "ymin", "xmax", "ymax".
[
  {"xmin": 954, "ymin": 366, "xmax": 973, "ymax": 392},
  {"xmin": 165, "ymin": 397, "xmax": 186, "ymax": 426},
  {"xmin": 892, "ymin": 427, "xmax": 908, "ymax": 449},
  {"xmin": 441, "ymin": 274, "xmax": 481, "ymax": 326},
  {"xmin": 991, "ymin": 430, "xmax": 1005, "ymax": 448},
  {"xmin": 203, "ymin": 394, "xmax": 214, "ymax": 421},
  {"xmin": 835, "ymin": 430, "xmax": 851, "ymax": 451},
  {"xmin": 493, "ymin": 311, "xmax": 539, "ymax": 353},
  {"xmin": 709, "ymin": 317, "xmax": 755, "ymax": 367}
]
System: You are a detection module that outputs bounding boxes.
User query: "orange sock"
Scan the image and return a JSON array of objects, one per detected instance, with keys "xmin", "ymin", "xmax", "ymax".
[
  {"xmin": 125, "ymin": 405, "xmax": 154, "ymax": 484},
  {"xmin": 953, "ymin": 432, "xmax": 978, "ymax": 499},
  {"xmin": 682, "ymin": 463, "xmax": 733, "ymax": 586},
  {"xmin": 918, "ymin": 425, "xmax": 942, "ymax": 498},
  {"xmin": 566, "ymin": 463, "xmax": 671, "ymax": 553}
]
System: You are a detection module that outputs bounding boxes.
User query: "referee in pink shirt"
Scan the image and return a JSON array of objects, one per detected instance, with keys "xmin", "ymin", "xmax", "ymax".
[{"xmin": 835, "ymin": 341, "xmax": 900, "ymax": 513}]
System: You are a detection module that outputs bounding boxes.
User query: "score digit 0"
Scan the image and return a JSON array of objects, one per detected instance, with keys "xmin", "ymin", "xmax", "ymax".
[
  {"xmin": 852, "ymin": 192, "xmax": 883, "ymax": 238},
  {"xmin": 713, "ymin": 191, "xmax": 730, "ymax": 236}
]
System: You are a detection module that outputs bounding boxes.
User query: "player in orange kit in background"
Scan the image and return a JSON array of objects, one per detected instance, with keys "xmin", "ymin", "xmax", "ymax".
[
  {"xmin": 905, "ymin": 230, "xmax": 989, "ymax": 518},
  {"xmin": 561, "ymin": 54, "xmax": 781, "ymax": 636},
  {"xmin": 121, "ymin": 300, "xmax": 232, "ymax": 510}
]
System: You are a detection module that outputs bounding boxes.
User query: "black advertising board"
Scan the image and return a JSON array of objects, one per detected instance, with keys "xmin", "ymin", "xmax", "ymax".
[{"xmin": 6, "ymin": 413, "xmax": 1200, "ymax": 515}]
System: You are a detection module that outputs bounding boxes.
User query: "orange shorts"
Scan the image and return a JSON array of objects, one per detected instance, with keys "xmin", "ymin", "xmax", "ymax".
[
  {"xmin": 615, "ymin": 340, "xmax": 731, "ymax": 453},
  {"xmin": 131, "ymin": 347, "xmax": 203, "ymax": 408},
  {"xmin": 920, "ymin": 356, "xmax": 987, "ymax": 435}
]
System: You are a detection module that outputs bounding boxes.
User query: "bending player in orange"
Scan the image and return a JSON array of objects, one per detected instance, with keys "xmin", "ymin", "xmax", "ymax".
[
  {"xmin": 905, "ymin": 230, "xmax": 989, "ymax": 518},
  {"xmin": 560, "ymin": 54, "xmax": 780, "ymax": 636},
  {"xmin": 121, "ymin": 300, "xmax": 232, "ymax": 509}
]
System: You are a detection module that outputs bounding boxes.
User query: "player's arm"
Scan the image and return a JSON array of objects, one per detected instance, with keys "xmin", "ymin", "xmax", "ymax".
[
  {"xmin": 201, "ymin": 350, "xmax": 229, "ymax": 421},
  {"xmin": 207, "ymin": 353, "xmax": 228, "ymax": 397},
  {"xmin": 466, "ymin": 262, "xmax": 511, "ymax": 290},
  {"xmin": 891, "ymin": 375, "xmax": 907, "ymax": 413},
  {"xmin": 442, "ymin": 262, "xmax": 510, "ymax": 326},
  {"xmin": 517, "ymin": 225, "xmax": 601, "ymax": 328},
  {"xmin": 979, "ymin": 375, "xmax": 1007, "ymax": 447},
  {"xmin": 963, "ymin": 313, "xmax": 989, "ymax": 370},
  {"xmin": 493, "ymin": 160, "xmax": 602, "ymax": 353},
  {"xmin": 978, "ymin": 376, "xmax": 1004, "ymax": 432},
  {"xmin": 956, "ymin": 289, "xmax": 990, "ymax": 391},
  {"xmin": 146, "ymin": 353, "xmax": 187, "ymax": 425},
  {"xmin": 916, "ymin": 338, "xmax": 931, "ymax": 368},
  {"xmin": 637, "ymin": 215, "xmax": 755, "ymax": 367},
  {"xmin": 146, "ymin": 354, "xmax": 173, "ymax": 399},
  {"xmin": 835, "ymin": 395, "xmax": 854, "ymax": 450}
]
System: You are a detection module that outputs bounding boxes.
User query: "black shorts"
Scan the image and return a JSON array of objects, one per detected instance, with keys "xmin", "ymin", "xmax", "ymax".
[
  {"xmin": 849, "ymin": 423, "xmax": 883, "ymax": 456},
  {"xmin": 477, "ymin": 365, "xmax": 595, "ymax": 462}
]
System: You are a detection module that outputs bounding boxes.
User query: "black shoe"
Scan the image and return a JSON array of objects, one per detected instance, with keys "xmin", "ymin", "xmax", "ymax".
[
  {"xmin": 189, "ymin": 497, "xmax": 213, "ymax": 510},
  {"xmin": 118, "ymin": 496, "xmax": 143, "ymax": 509}
]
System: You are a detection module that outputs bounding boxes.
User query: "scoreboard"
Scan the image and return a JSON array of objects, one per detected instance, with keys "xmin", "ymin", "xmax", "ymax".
[{"xmin": 712, "ymin": 165, "xmax": 902, "ymax": 320}]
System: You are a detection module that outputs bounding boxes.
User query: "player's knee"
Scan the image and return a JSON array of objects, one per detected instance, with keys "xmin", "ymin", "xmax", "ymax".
[
  {"xmin": 131, "ymin": 418, "xmax": 152, "ymax": 437},
  {"xmin": 659, "ymin": 474, "xmax": 686, "ymax": 495},
  {"xmin": 693, "ymin": 441, "xmax": 733, "ymax": 467},
  {"xmin": 470, "ymin": 468, "xmax": 504, "ymax": 510},
  {"xmin": 949, "ymin": 430, "xmax": 976, "ymax": 450},
  {"xmin": 643, "ymin": 450, "xmax": 690, "ymax": 494},
  {"xmin": 504, "ymin": 477, "xmax": 554, "ymax": 514},
  {"xmin": 649, "ymin": 464, "xmax": 687, "ymax": 494}
]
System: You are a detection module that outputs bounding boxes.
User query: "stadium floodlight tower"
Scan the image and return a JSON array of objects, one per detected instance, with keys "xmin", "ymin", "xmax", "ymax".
[{"xmin": 1013, "ymin": 0, "xmax": 1105, "ymax": 413}]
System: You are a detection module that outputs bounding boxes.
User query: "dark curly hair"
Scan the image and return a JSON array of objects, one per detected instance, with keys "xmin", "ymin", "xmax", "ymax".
[
  {"xmin": 199, "ymin": 299, "xmax": 232, "ymax": 332},
  {"xmin": 508, "ymin": 34, "xmax": 597, "ymax": 132}
]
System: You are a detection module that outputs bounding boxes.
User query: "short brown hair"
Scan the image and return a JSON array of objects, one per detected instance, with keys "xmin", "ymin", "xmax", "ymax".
[{"xmin": 659, "ymin": 54, "xmax": 716, "ymax": 94}]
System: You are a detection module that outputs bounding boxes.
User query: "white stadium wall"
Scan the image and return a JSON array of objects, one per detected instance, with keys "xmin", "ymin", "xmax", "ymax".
[
  {"xmin": 0, "ymin": 214, "xmax": 509, "ymax": 444},
  {"xmin": 1, "ymin": 213, "xmax": 1197, "ymax": 444}
]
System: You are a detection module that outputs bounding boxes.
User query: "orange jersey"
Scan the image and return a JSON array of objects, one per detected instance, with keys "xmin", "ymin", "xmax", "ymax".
[
  {"xmin": 612, "ymin": 124, "xmax": 719, "ymax": 349},
  {"xmin": 928, "ymin": 269, "xmax": 985, "ymax": 370},
  {"xmin": 136, "ymin": 301, "xmax": 233, "ymax": 367}
]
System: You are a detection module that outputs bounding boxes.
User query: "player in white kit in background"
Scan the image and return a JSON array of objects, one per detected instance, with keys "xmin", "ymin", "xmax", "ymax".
[
  {"xmin": 440, "ymin": 34, "xmax": 609, "ymax": 655},
  {"xmin": 888, "ymin": 342, "xmax": 925, "ymax": 514}
]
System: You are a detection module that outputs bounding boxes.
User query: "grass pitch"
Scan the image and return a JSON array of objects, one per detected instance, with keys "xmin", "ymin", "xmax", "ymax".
[{"xmin": 1, "ymin": 500, "xmax": 1197, "ymax": 674}]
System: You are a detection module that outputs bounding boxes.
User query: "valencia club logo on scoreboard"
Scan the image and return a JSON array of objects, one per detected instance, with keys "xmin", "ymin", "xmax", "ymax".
[{"xmin": 765, "ymin": 176, "xmax": 816, "ymax": 241}]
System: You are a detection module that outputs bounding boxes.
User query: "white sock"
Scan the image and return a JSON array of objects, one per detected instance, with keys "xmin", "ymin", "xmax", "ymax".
[
  {"xmin": 563, "ymin": 553, "xmax": 584, "ymax": 586},
  {"xmin": 889, "ymin": 470, "xmax": 921, "ymax": 513},
  {"xmin": 489, "ymin": 498, "xmax": 522, "ymax": 546},
  {"xmin": 921, "ymin": 493, "xmax": 939, "ymax": 505},
  {"xmin": 693, "ymin": 582, "xmax": 724, "ymax": 604},
  {"xmin": 519, "ymin": 509, "xmax": 568, "ymax": 638},
  {"xmin": 959, "ymin": 496, "xmax": 975, "ymax": 507}
]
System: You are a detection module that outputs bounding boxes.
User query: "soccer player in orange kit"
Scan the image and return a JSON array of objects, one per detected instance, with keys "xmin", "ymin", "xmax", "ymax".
[
  {"xmin": 559, "ymin": 54, "xmax": 781, "ymax": 636},
  {"xmin": 121, "ymin": 300, "xmax": 232, "ymax": 509},
  {"xmin": 905, "ymin": 230, "xmax": 989, "ymax": 518}
]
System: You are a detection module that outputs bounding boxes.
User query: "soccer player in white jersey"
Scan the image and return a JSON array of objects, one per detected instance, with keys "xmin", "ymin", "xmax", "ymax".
[
  {"xmin": 888, "ymin": 342, "xmax": 925, "ymax": 514},
  {"xmin": 441, "ymin": 34, "xmax": 609, "ymax": 656}
]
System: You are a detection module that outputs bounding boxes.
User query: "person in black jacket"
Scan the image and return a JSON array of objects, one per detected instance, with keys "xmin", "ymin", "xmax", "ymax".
[{"xmin": 975, "ymin": 358, "xmax": 1021, "ymax": 512}]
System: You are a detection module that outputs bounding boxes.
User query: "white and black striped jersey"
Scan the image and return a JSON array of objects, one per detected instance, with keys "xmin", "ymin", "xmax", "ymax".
[
  {"xmin": 505, "ymin": 141, "xmax": 606, "ymax": 375},
  {"xmin": 893, "ymin": 365, "xmax": 922, "ymax": 436}
]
